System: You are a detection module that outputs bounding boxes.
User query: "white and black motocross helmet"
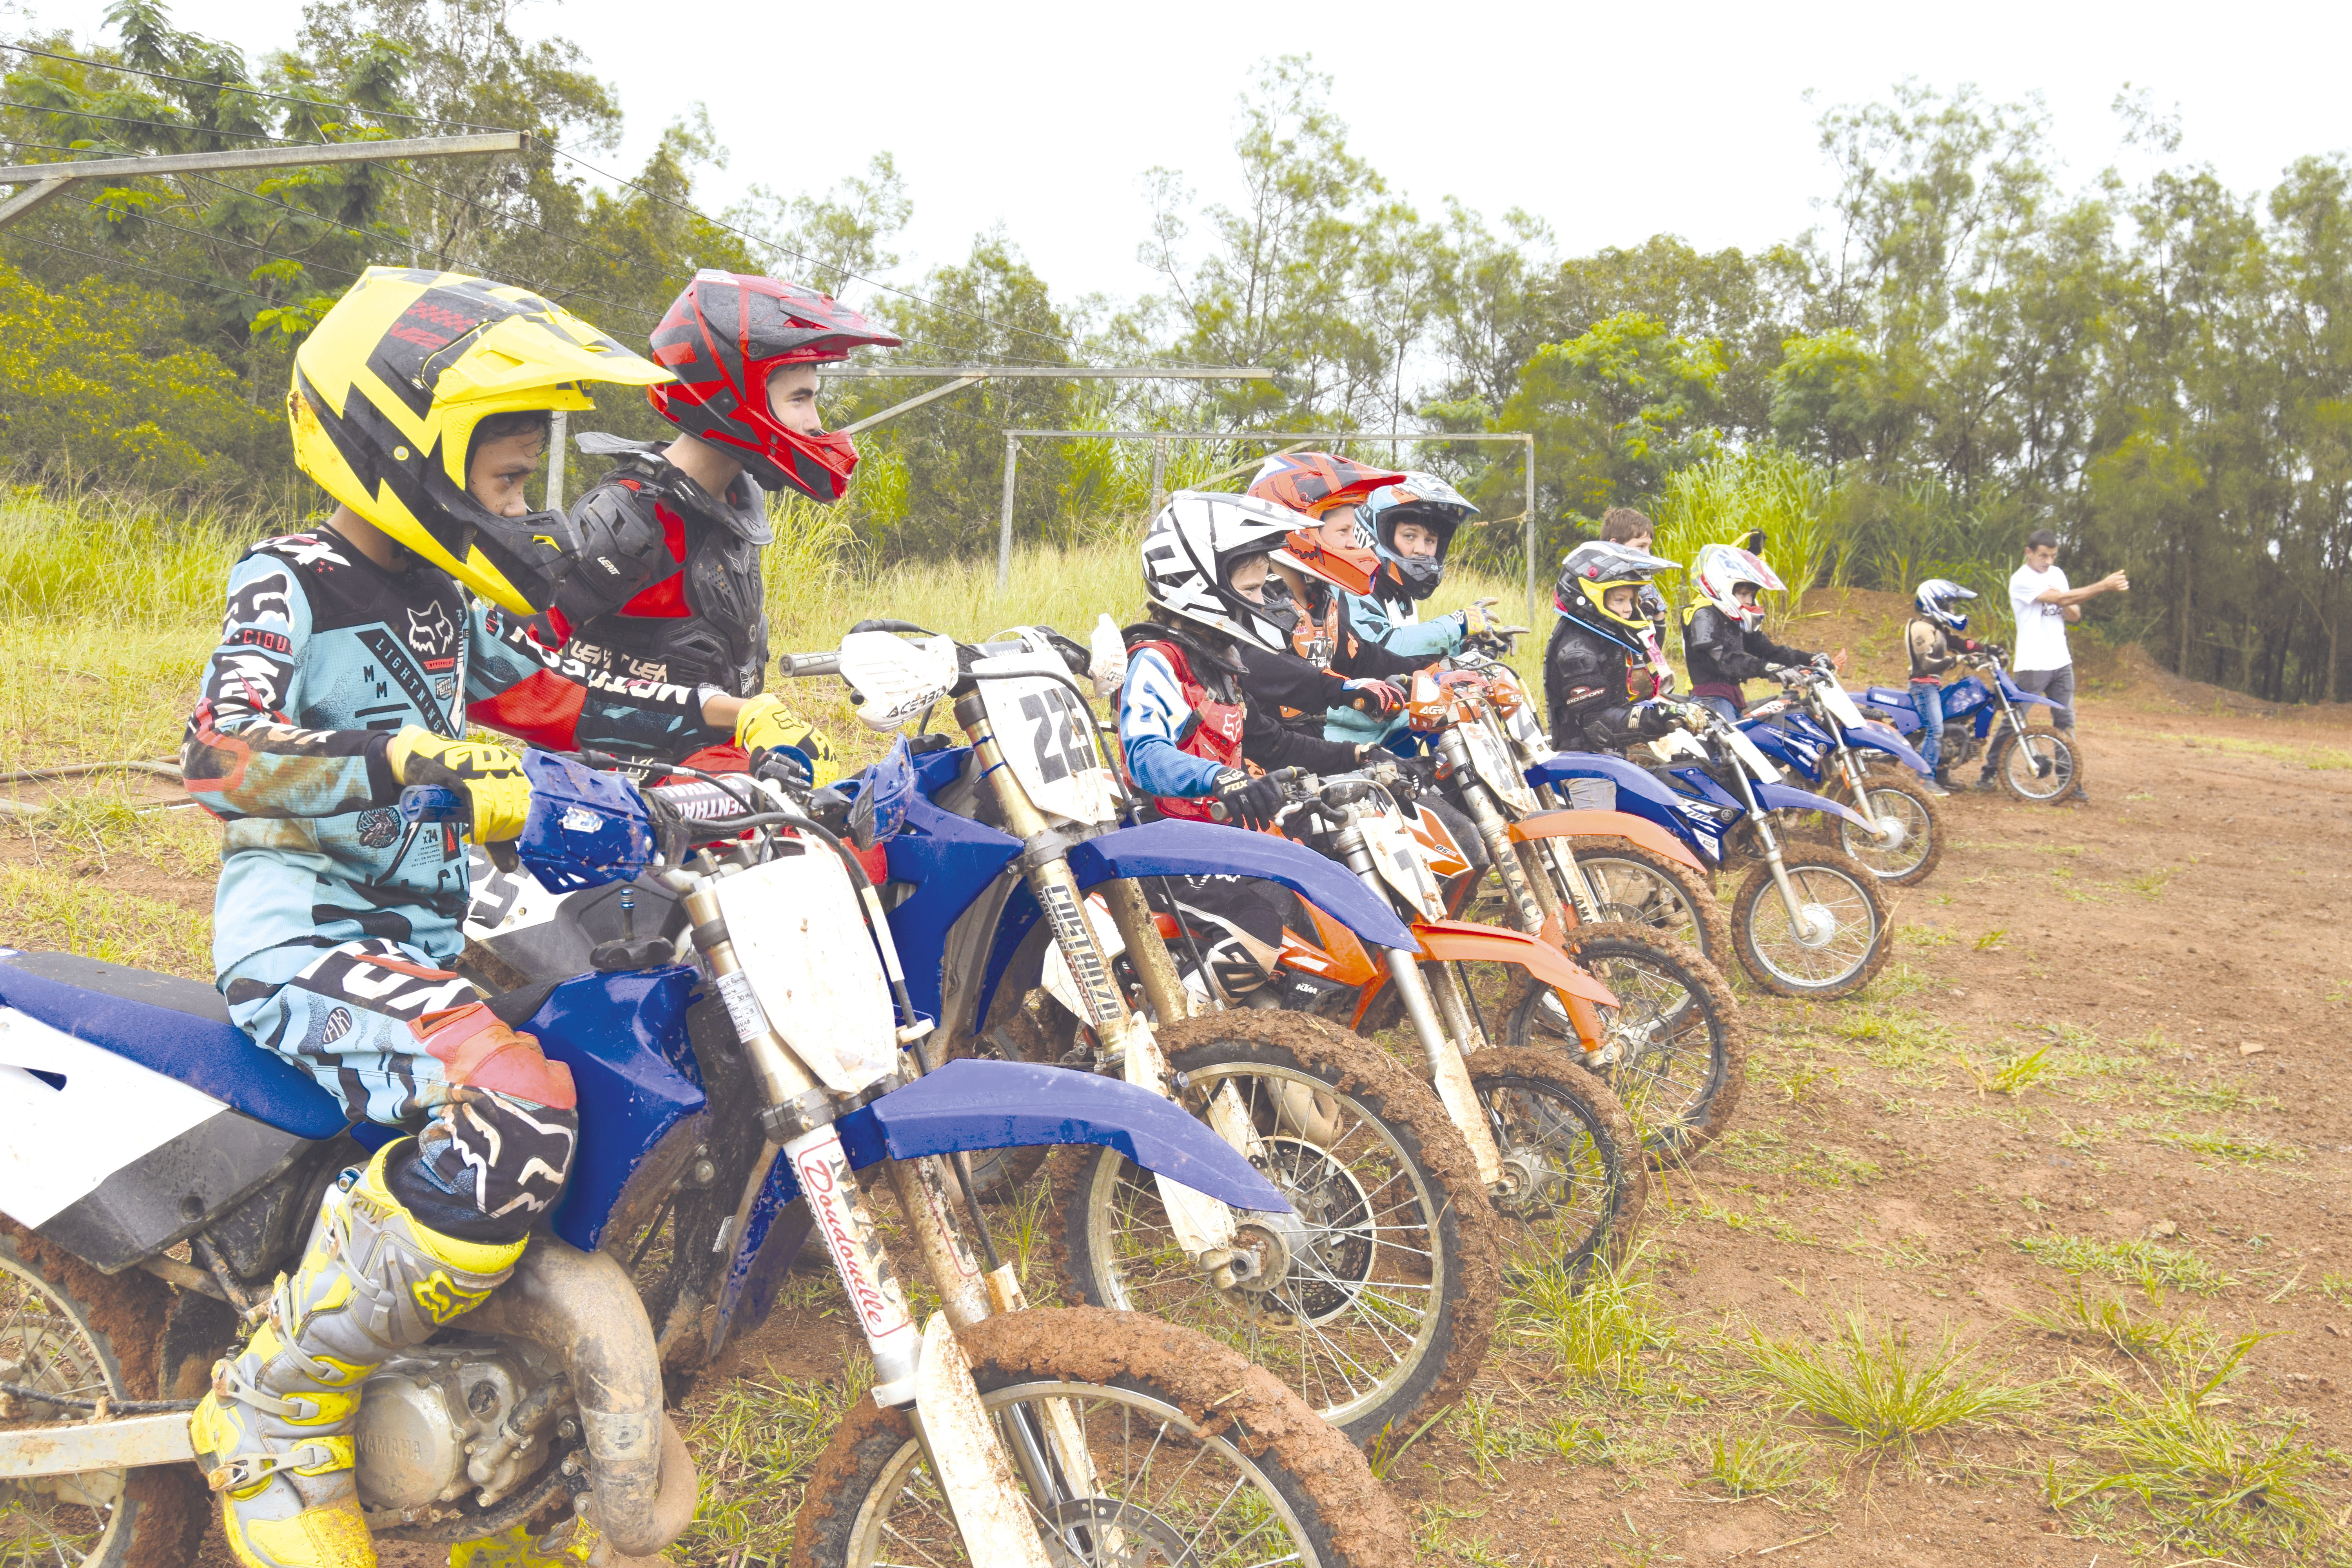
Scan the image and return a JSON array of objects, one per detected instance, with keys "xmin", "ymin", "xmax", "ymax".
[
  {"xmin": 1140, "ymin": 490, "xmax": 1301, "ymax": 653},
  {"xmin": 1358, "ymin": 471, "xmax": 1479, "ymax": 602}
]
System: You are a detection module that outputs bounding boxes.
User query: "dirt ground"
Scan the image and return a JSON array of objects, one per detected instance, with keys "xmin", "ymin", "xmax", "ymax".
[{"xmin": 10, "ymin": 615, "xmax": 2351, "ymax": 1566}]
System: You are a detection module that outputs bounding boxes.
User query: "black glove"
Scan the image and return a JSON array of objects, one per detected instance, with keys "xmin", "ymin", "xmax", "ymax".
[
  {"xmin": 1212, "ymin": 768, "xmax": 1284, "ymax": 830},
  {"xmin": 1810, "ymin": 652, "xmax": 1837, "ymax": 673},
  {"xmin": 1635, "ymin": 704, "xmax": 1679, "ymax": 739}
]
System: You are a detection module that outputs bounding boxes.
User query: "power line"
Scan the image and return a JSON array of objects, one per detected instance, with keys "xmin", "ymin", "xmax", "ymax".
[
  {"xmin": 8, "ymin": 228, "xmax": 273, "ymax": 301},
  {"xmin": 0, "ymin": 95, "xmax": 316, "ymax": 145},
  {"xmin": 0, "ymin": 40, "xmax": 506, "ymax": 135}
]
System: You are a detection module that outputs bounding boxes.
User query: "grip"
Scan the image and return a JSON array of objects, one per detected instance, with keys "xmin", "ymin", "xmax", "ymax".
[{"xmin": 398, "ymin": 784, "xmax": 465, "ymax": 825}]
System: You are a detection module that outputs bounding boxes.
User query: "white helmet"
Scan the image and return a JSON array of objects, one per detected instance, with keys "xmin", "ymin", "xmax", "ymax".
[
  {"xmin": 1691, "ymin": 542, "xmax": 1784, "ymax": 630},
  {"xmin": 1140, "ymin": 490, "xmax": 1299, "ymax": 653}
]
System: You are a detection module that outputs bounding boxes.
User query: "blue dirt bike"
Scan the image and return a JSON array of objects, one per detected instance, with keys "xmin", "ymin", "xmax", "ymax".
[
  {"xmin": 1858, "ymin": 651, "xmax": 2083, "ymax": 804},
  {"xmin": 813, "ymin": 622, "xmax": 1504, "ymax": 1453},
  {"xmin": 1736, "ymin": 664, "xmax": 1944, "ymax": 886},
  {"xmin": 1522, "ymin": 701, "xmax": 1892, "ymax": 1000},
  {"xmin": 0, "ymin": 752, "xmax": 1408, "ymax": 1568}
]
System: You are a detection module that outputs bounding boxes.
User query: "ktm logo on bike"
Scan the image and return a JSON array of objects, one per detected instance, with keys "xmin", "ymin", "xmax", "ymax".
[{"xmin": 412, "ymin": 1271, "xmax": 495, "ymax": 1325}]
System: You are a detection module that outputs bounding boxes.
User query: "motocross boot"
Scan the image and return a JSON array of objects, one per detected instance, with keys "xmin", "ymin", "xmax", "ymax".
[{"xmin": 190, "ymin": 1142, "xmax": 527, "ymax": 1568}]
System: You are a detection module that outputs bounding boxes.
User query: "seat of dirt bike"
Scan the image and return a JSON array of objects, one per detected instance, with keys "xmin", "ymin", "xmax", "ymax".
[
  {"xmin": 1861, "ymin": 685, "xmax": 1919, "ymax": 712},
  {"xmin": 0, "ymin": 949, "xmax": 348, "ymax": 1139}
]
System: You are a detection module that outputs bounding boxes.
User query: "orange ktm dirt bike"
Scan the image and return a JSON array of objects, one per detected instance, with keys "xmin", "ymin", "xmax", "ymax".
[
  {"xmin": 1392, "ymin": 653, "xmax": 1748, "ymax": 1162},
  {"xmin": 1197, "ymin": 764, "xmax": 1650, "ymax": 1283}
]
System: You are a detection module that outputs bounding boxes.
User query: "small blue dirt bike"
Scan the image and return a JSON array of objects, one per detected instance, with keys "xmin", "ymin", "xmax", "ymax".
[{"xmin": 1858, "ymin": 651, "xmax": 2083, "ymax": 804}]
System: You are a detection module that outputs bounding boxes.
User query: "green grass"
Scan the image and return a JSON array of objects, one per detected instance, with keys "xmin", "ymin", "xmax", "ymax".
[
  {"xmin": 1733, "ymin": 1312, "xmax": 2036, "ymax": 1452},
  {"xmin": 1500, "ymin": 1244, "xmax": 1676, "ymax": 1394},
  {"xmin": 2012, "ymin": 1234, "xmax": 2236, "ymax": 1298},
  {"xmin": 1693, "ymin": 1427, "xmax": 1814, "ymax": 1497},
  {"xmin": 2012, "ymin": 1287, "xmax": 2180, "ymax": 1358},
  {"xmin": 0, "ymin": 862, "xmax": 211, "ymax": 977},
  {"xmin": 677, "ymin": 1365, "xmax": 871, "ymax": 1564},
  {"xmin": 2049, "ymin": 1334, "xmax": 2334, "ymax": 1559},
  {"xmin": 2151, "ymin": 1129, "xmax": 2304, "ymax": 1165}
]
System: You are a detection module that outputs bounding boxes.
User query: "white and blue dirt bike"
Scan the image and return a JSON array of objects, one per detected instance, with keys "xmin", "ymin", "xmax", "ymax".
[
  {"xmin": 0, "ymin": 753, "xmax": 1408, "ymax": 1566},
  {"xmin": 1738, "ymin": 664, "xmax": 1944, "ymax": 886}
]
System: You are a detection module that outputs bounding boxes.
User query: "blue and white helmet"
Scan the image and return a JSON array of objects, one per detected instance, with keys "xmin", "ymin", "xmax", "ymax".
[
  {"xmin": 1914, "ymin": 578, "xmax": 1978, "ymax": 631},
  {"xmin": 1358, "ymin": 471, "xmax": 1478, "ymax": 602}
]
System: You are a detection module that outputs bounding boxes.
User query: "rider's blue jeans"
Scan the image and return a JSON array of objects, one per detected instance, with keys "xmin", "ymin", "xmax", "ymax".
[{"xmin": 1910, "ymin": 680, "xmax": 1948, "ymax": 771}]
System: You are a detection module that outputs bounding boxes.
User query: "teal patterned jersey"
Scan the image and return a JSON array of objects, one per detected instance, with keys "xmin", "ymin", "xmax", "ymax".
[{"xmin": 181, "ymin": 531, "xmax": 524, "ymax": 978}]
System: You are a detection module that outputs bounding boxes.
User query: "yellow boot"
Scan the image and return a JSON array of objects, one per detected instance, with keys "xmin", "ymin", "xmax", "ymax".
[{"xmin": 190, "ymin": 1144, "xmax": 526, "ymax": 1568}]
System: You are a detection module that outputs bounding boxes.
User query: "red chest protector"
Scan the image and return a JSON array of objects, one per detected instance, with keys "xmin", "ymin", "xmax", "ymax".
[{"xmin": 1133, "ymin": 639, "xmax": 1244, "ymax": 822}]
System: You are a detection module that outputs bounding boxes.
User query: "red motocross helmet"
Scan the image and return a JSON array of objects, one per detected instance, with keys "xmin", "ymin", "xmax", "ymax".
[{"xmin": 645, "ymin": 270, "xmax": 902, "ymax": 501}]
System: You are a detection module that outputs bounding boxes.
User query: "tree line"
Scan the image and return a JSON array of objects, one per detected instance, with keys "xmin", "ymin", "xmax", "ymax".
[{"xmin": 4, "ymin": 2, "xmax": 2349, "ymax": 702}]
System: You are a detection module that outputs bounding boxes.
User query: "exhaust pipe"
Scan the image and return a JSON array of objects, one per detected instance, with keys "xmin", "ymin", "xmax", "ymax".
[{"xmin": 468, "ymin": 1236, "xmax": 697, "ymax": 1557}]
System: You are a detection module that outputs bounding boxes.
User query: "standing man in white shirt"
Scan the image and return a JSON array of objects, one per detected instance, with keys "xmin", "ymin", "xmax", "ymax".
[{"xmin": 1980, "ymin": 527, "xmax": 2128, "ymax": 800}]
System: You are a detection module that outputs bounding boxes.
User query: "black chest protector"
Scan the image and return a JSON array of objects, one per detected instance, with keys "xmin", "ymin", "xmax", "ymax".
[{"xmin": 556, "ymin": 436, "xmax": 774, "ymax": 697}]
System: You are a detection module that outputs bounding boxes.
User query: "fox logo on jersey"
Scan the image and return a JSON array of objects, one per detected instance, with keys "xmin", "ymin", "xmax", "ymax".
[{"xmin": 407, "ymin": 603, "xmax": 456, "ymax": 657}]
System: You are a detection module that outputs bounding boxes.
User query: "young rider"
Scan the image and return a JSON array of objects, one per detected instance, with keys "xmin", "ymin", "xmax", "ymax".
[
  {"xmin": 1543, "ymin": 539, "xmax": 1686, "ymax": 753},
  {"xmin": 1116, "ymin": 492, "xmax": 1385, "ymax": 1000},
  {"xmin": 1353, "ymin": 470, "xmax": 1502, "ymax": 662},
  {"xmin": 465, "ymin": 269, "xmax": 902, "ymax": 784},
  {"xmin": 179, "ymin": 269, "xmax": 668, "ymax": 1568},
  {"xmin": 1680, "ymin": 542, "xmax": 1844, "ymax": 722},
  {"xmin": 1906, "ymin": 578, "xmax": 1993, "ymax": 793}
]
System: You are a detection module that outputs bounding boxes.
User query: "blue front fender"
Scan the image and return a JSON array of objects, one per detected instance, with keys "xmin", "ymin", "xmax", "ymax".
[
  {"xmin": 1848, "ymin": 722, "xmax": 1931, "ymax": 778},
  {"xmin": 1755, "ymin": 780, "xmax": 1873, "ymax": 830},
  {"xmin": 1067, "ymin": 817, "xmax": 1415, "ymax": 951},
  {"xmin": 833, "ymin": 1058, "xmax": 1292, "ymax": 1213}
]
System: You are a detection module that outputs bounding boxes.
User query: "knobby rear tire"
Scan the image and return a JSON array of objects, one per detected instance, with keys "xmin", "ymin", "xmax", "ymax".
[
  {"xmin": 791, "ymin": 1307, "xmax": 1414, "ymax": 1568},
  {"xmin": 0, "ymin": 1221, "xmax": 209, "ymax": 1568}
]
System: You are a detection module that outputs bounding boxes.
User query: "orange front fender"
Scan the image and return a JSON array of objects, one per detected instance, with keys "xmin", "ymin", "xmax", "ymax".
[
  {"xmin": 1507, "ymin": 809, "xmax": 1705, "ymax": 873},
  {"xmin": 1410, "ymin": 918, "xmax": 1617, "ymax": 1008}
]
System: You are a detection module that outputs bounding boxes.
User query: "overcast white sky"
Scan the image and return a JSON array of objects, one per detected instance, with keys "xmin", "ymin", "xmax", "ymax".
[{"xmin": 18, "ymin": 0, "xmax": 2352, "ymax": 311}]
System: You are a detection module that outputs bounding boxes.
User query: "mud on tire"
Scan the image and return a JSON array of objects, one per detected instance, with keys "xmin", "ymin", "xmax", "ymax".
[
  {"xmin": 791, "ymin": 1307, "xmax": 1414, "ymax": 1568},
  {"xmin": 1546, "ymin": 921, "xmax": 1748, "ymax": 1164},
  {"xmin": 1460, "ymin": 1046, "xmax": 1648, "ymax": 1281},
  {"xmin": 1557, "ymin": 838, "xmax": 1733, "ymax": 969},
  {"xmin": 0, "ymin": 1221, "xmax": 210, "ymax": 1568}
]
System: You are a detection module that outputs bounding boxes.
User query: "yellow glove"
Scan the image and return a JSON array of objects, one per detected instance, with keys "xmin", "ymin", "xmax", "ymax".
[
  {"xmin": 387, "ymin": 727, "xmax": 531, "ymax": 845},
  {"xmin": 734, "ymin": 694, "xmax": 840, "ymax": 785},
  {"xmin": 1460, "ymin": 597, "xmax": 1501, "ymax": 639}
]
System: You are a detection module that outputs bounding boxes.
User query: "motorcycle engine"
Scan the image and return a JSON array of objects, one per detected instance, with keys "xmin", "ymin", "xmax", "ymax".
[{"xmin": 353, "ymin": 1339, "xmax": 568, "ymax": 1517}]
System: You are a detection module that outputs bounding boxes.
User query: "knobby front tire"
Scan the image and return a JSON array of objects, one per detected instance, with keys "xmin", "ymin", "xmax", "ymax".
[
  {"xmin": 1461, "ymin": 1046, "xmax": 1648, "ymax": 1283},
  {"xmin": 1042, "ymin": 1012, "xmax": 1501, "ymax": 1450},
  {"xmin": 791, "ymin": 1308, "xmax": 1414, "ymax": 1568},
  {"xmin": 1831, "ymin": 773, "xmax": 1945, "ymax": 886},
  {"xmin": 1730, "ymin": 848, "xmax": 1891, "ymax": 1000}
]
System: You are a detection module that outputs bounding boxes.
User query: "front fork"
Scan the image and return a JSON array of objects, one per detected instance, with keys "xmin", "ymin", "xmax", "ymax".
[
  {"xmin": 1728, "ymin": 766, "xmax": 1824, "ymax": 936},
  {"xmin": 954, "ymin": 696, "xmax": 1272, "ymax": 1279},
  {"xmin": 1438, "ymin": 740, "xmax": 1610, "ymax": 1060},
  {"xmin": 1330, "ymin": 813, "xmax": 1508, "ymax": 1187},
  {"xmin": 686, "ymin": 885, "xmax": 1057, "ymax": 1565}
]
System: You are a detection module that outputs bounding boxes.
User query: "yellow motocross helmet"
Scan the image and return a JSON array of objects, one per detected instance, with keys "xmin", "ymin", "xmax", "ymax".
[{"xmin": 289, "ymin": 267, "xmax": 671, "ymax": 615}]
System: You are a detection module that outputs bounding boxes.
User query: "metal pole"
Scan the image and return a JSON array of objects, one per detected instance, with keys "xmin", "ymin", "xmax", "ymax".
[
  {"xmin": 545, "ymin": 410, "xmax": 568, "ymax": 512},
  {"xmin": 0, "ymin": 131, "xmax": 525, "ymax": 185},
  {"xmin": 1147, "ymin": 436, "xmax": 1168, "ymax": 521},
  {"xmin": 0, "ymin": 176, "xmax": 75, "ymax": 227},
  {"xmin": 996, "ymin": 436, "xmax": 1021, "ymax": 594},
  {"xmin": 1523, "ymin": 435, "xmax": 1538, "ymax": 631}
]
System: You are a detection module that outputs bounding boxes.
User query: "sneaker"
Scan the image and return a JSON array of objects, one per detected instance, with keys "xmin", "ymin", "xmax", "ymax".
[
  {"xmin": 1969, "ymin": 775, "xmax": 1998, "ymax": 793},
  {"xmin": 1923, "ymin": 776, "xmax": 1952, "ymax": 798}
]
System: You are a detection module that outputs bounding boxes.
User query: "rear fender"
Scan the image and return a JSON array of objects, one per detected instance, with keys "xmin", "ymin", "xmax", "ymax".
[
  {"xmin": 1506, "ymin": 809, "xmax": 1705, "ymax": 872},
  {"xmin": 1066, "ymin": 817, "xmax": 1414, "ymax": 950}
]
